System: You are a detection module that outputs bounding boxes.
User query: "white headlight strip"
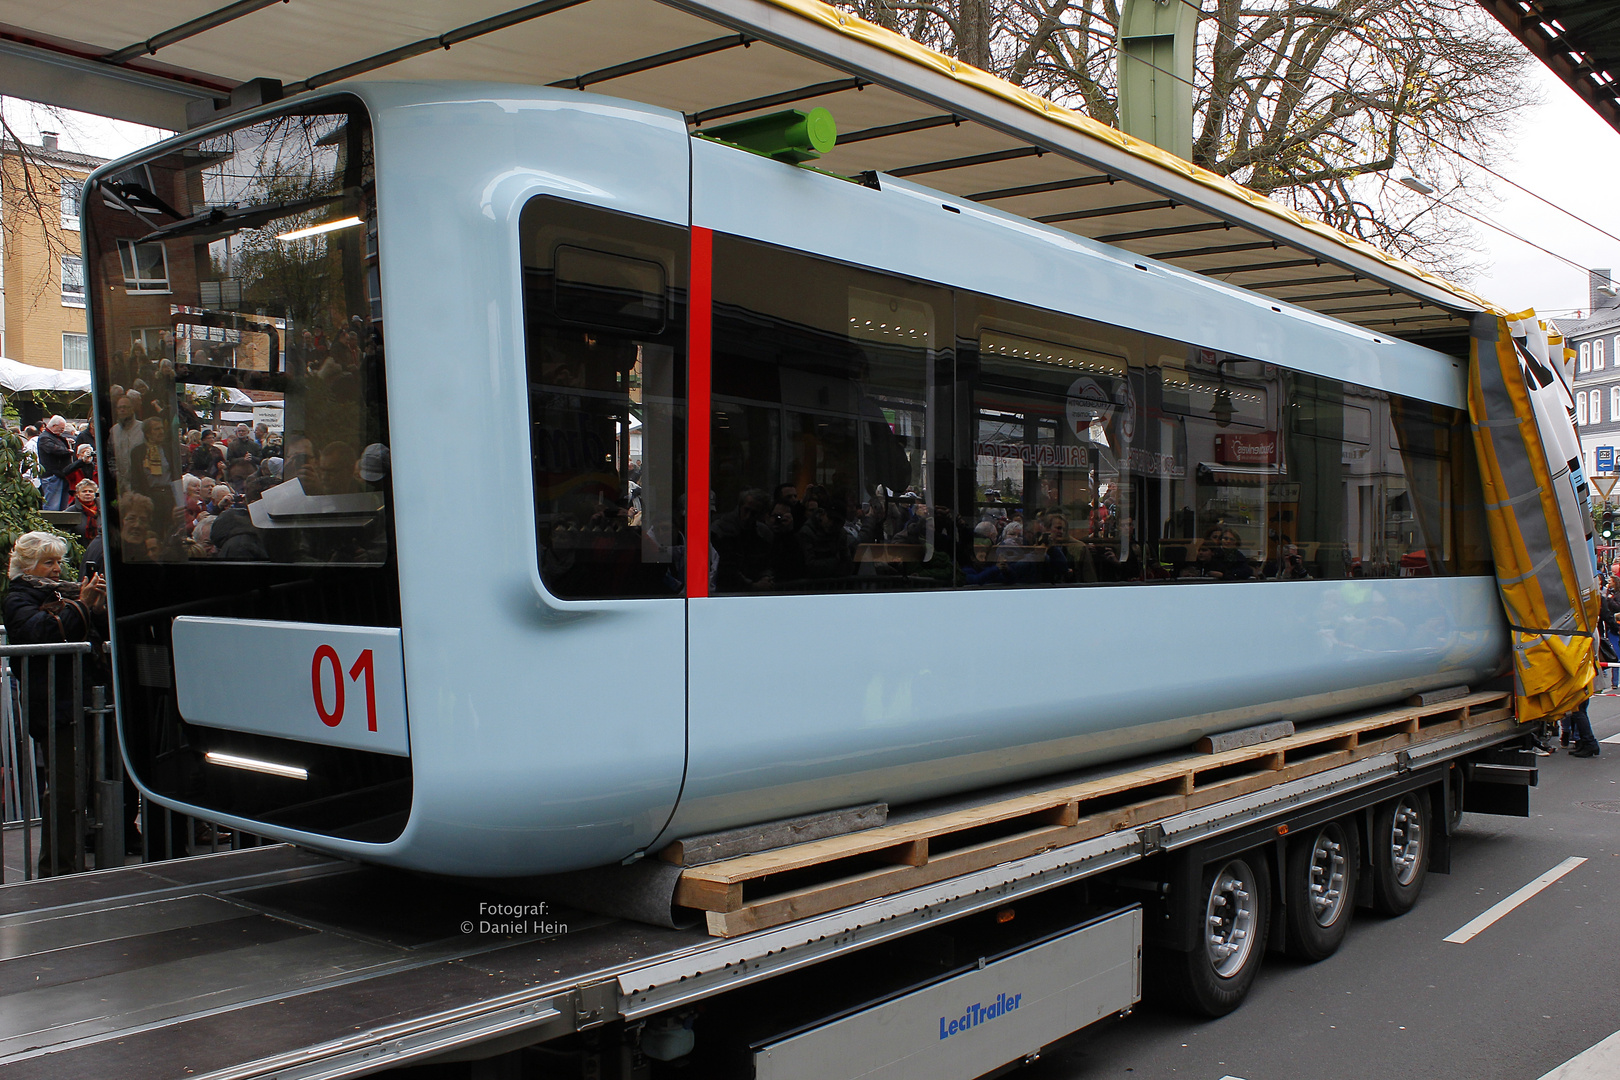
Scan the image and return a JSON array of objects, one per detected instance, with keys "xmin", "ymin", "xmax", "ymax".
[{"xmin": 204, "ymin": 751, "xmax": 308, "ymax": 780}]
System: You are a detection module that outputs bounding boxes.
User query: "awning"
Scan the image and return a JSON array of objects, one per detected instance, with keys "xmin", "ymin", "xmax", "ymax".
[
  {"xmin": 0, "ymin": 0, "xmax": 1499, "ymax": 346},
  {"xmin": 0, "ymin": 357, "xmax": 91, "ymax": 393}
]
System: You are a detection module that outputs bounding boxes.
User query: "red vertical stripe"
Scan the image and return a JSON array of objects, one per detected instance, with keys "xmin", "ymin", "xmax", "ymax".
[{"xmin": 686, "ymin": 227, "xmax": 713, "ymax": 598}]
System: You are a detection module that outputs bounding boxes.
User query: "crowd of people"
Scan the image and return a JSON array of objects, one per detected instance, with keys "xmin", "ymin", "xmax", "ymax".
[
  {"xmin": 693, "ymin": 484, "xmax": 1111, "ymax": 594},
  {"xmin": 23, "ymin": 412, "xmax": 306, "ymax": 563},
  {"xmin": 1541, "ymin": 578, "xmax": 1620, "ymax": 760},
  {"xmin": 693, "ymin": 481, "xmax": 1320, "ymax": 595},
  {"xmin": 5, "ymin": 398, "xmax": 377, "ymax": 874},
  {"xmin": 89, "ymin": 317, "xmax": 390, "ymax": 564}
]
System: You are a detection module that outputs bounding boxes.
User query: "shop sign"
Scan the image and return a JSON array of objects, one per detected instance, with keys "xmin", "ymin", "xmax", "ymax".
[{"xmin": 1214, "ymin": 431, "xmax": 1277, "ymax": 464}]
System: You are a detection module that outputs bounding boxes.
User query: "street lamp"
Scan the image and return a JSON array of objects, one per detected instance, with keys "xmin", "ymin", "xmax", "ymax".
[{"xmin": 1396, "ymin": 176, "xmax": 1435, "ymax": 195}]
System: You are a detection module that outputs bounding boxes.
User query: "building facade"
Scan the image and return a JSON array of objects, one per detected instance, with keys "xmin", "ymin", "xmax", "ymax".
[
  {"xmin": 0, "ymin": 133, "xmax": 106, "ymax": 370},
  {"xmin": 1557, "ymin": 270, "xmax": 1620, "ymax": 488}
]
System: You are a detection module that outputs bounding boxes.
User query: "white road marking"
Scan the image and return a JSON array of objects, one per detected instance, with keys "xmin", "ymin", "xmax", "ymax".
[
  {"xmin": 1601, "ymin": 732, "xmax": 1620, "ymax": 745},
  {"xmin": 1535, "ymin": 1028, "xmax": 1620, "ymax": 1079},
  {"xmin": 1444, "ymin": 856, "xmax": 1588, "ymax": 944}
]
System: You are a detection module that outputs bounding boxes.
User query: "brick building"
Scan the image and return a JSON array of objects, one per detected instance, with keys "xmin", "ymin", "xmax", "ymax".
[{"xmin": 0, "ymin": 133, "xmax": 106, "ymax": 371}]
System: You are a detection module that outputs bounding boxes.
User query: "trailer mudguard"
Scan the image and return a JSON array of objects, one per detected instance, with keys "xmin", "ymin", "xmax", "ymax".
[{"xmin": 1468, "ymin": 312, "xmax": 1598, "ymax": 723}]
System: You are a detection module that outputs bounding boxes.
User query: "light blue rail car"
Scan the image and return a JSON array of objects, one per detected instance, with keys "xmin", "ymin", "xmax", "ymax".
[{"xmin": 84, "ymin": 82, "xmax": 1506, "ymax": 877}]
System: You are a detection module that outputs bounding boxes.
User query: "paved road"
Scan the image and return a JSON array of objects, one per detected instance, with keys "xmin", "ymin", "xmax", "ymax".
[{"xmin": 1032, "ymin": 695, "xmax": 1620, "ymax": 1080}]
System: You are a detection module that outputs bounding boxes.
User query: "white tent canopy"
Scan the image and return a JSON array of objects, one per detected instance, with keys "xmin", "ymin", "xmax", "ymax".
[{"xmin": 0, "ymin": 357, "xmax": 91, "ymax": 394}]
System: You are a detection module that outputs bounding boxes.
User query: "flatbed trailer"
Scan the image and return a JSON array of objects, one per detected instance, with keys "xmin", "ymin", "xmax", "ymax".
[
  {"xmin": 0, "ymin": 1, "xmax": 1580, "ymax": 1076},
  {"xmin": 0, "ymin": 691, "xmax": 1535, "ymax": 1080}
]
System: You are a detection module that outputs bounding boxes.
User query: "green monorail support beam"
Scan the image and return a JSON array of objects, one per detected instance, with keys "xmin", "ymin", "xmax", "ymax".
[{"xmin": 1116, "ymin": 0, "xmax": 1199, "ymax": 159}]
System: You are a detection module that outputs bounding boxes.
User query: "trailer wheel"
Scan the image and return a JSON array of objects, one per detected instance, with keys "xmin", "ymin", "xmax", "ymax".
[
  {"xmin": 1283, "ymin": 820, "xmax": 1358, "ymax": 961},
  {"xmin": 1169, "ymin": 854, "xmax": 1271, "ymax": 1016},
  {"xmin": 1370, "ymin": 790, "xmax": 1430, "ymax": 916}
]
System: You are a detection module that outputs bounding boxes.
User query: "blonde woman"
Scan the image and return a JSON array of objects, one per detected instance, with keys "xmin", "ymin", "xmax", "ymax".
[{"xmin": 2, "ymin": 532, "xmax": 106, "ymax": 875}]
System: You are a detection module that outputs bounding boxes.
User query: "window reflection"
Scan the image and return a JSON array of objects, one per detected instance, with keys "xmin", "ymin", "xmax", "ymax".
[
  {"xmin": 87, "ymin": 99, "xmax": 389, "ymax": 568},
  {"xmin": 953, "ymin": 295, "xmax": 1487, "ymax": 587},
  {"xmin": 515, "ymin": 222, "xmax": 1489, "ymax": 598},
  {"xmin": 710, "ymin": 238, "xmax": 947, "ymax": 594},
  {"xmin": 520, "ymin": 198, "xmax": 687, "ymax": 600}
]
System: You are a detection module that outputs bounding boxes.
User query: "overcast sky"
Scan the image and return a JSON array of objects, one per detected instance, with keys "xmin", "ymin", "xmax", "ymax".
[
  {"xmin": 5, "ymin": 49, "xmax": 1618, "ymax": 321},
  {"xmin": 1463, "ymin": 61, "xmax": 1620, "ymax": 320}
]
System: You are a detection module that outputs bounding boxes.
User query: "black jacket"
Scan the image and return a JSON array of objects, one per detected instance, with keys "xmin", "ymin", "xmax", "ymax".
[
  {"xmin": 2, "ymin": 577, "xmax": 104, "ymax": 738},
  {"xmin": 210, "ymin": 509, "xmax": 268, "ymax": 560},
  {"xmin": 35, "ymin": 430, "xmax": 73, "ymax": 479}
]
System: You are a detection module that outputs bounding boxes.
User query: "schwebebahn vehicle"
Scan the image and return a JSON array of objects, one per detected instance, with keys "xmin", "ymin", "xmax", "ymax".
[
  {"xmin": 84, "ymin": 82, "xmax": 1507, "ymax": 880},
  {"xmin": 0, "ymin": 54, "xmax": 1560, "ymax": 1075}
]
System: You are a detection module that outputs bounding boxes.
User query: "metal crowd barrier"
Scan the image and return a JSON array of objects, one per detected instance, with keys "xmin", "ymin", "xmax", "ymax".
[{"xmin": 0, "ymin": 640, "xmax": 259, "ymax": 883}]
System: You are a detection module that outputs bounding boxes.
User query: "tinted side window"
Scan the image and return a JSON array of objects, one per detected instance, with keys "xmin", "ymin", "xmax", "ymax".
[
  {"xmin": 520, "ymin": 198, "xmax": 687, "ymax": 599},
  {"xmin": 710, "ymin": 236, "xmax": 953, "ymax": 594},
  {"xmin": 955, "ymin": 291, "xmax": 1486, "ymax": 585},
  {"xmin": 955, "ymin": 295, "xmax": 1145, "ymax": 585}
]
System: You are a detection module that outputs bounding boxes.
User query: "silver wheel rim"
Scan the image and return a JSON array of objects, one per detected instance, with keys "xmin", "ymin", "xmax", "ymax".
[
  {"xmin": 1389, "ymin": 798, "xmax": 1423, "ymax": 886},
  {"xmin": 1308, "ymin": 825, "xmax": 1350, "ymax": 926},
  {"xmin": 1204, "ymin": 859, "xmax": 1257, "ymax": 978}
]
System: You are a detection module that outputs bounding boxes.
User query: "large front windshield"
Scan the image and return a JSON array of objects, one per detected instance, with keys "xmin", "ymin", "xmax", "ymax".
[{"xmin": 86, "ymin": 97, "xmax": 388, "ymax": 567}]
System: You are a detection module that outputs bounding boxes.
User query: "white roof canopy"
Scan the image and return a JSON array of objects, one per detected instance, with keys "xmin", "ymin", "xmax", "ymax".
[
  {"xmin": 0, "ymin": 0, "xmax": 1496, "ymax": 344},
  {"xmin": 0, "ymin": 357, "xmax": 91, "ymax": 393}
]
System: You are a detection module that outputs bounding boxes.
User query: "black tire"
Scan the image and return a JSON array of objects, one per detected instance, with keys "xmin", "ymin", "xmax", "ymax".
[
  {"xmin": 1370, "ymin": 789, "xmax": 1430, "ymax": 916},
  {"xmin": 1166, "ymin": 854, "xmax": 1272, "ymax": 1017},
  {"xmin": 1283, "ymin": 819, "xmax": 1359, "ymax": 961}
]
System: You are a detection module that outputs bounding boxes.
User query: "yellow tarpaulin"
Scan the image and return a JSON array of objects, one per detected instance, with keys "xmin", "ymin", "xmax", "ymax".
[{"xmin": 1469, "ymin": 313, "xmax": 1598, "ymax": 723}]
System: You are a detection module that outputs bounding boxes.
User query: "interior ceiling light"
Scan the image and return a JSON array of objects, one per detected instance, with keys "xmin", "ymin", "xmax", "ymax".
[
  {"xmin": 276, "ymin": 215, "xmax": 363, "ymax": 241},
  {"xmin": 204, "ymin": 750, "xmax": 308, "ymax": 780},
  {"xmin": 980, "ymin": 330, "xmax": 1125, "ymax": 376}
]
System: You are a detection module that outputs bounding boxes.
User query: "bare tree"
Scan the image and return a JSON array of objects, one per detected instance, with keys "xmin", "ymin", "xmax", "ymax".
[
  {"xmin": 838, "ymin": 0, "xmax": 1534, "ymax": 277},
  {"xmin": 0, "ymin": 104, "xmax": 83, "ymax": 314}
]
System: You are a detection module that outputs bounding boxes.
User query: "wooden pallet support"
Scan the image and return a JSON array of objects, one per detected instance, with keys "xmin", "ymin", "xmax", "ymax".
[{"xmin": 678, "ymin": 690, "xmax": 1516, "ymax": 937}]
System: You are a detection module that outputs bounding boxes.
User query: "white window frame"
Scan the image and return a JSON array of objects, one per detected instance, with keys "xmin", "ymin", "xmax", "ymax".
[
  {"xmin": 61, "ymin": 332, "xmax": 89, "ymax": 371},
  {"xmin": 60, "ymin": 255, "xmax": 85, "ymax": 307},
  {"xmin": 130, "ymin": 327, "xmax": 168, "ymax": 353},
  {"xmin": 1597, "ymin": 339, "xmax": 1607, "ymax": 370},
  {"xmin": 1610, "ymin": 386, "xmax": 1619, "ymax": 422},
  {"xmin": 1579, "ymin": 392, "xmax": 1589, "ymax": 426},
  {"xmin": 59, "ymin": 179, "xmax": 82, "ymax": 230},
  {"xmin": 1593, "ymin": 389, "xmax": 1604, "ymax": 424},
  {"xmin": 117, "ymin": 239, "xmax": 170, "ymax": 293},
  {"xmin": 1581, "ymin": 342, "xmax": 1592, "ymax": 372}
]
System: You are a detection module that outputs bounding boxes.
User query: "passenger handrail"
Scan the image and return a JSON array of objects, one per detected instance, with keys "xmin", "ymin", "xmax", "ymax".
[
  {"xmin": 0, "ymin": 642, "xmax": 93, "ymax": 656},
  {"xmin": 1, "ymin": 635, "xmax": 259, "ymax": 882}
]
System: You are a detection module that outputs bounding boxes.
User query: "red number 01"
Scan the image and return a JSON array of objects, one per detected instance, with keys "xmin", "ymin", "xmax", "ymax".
[{"xmin": 311, "ymin": 646, "xmax": 378, "ymax": 731}]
